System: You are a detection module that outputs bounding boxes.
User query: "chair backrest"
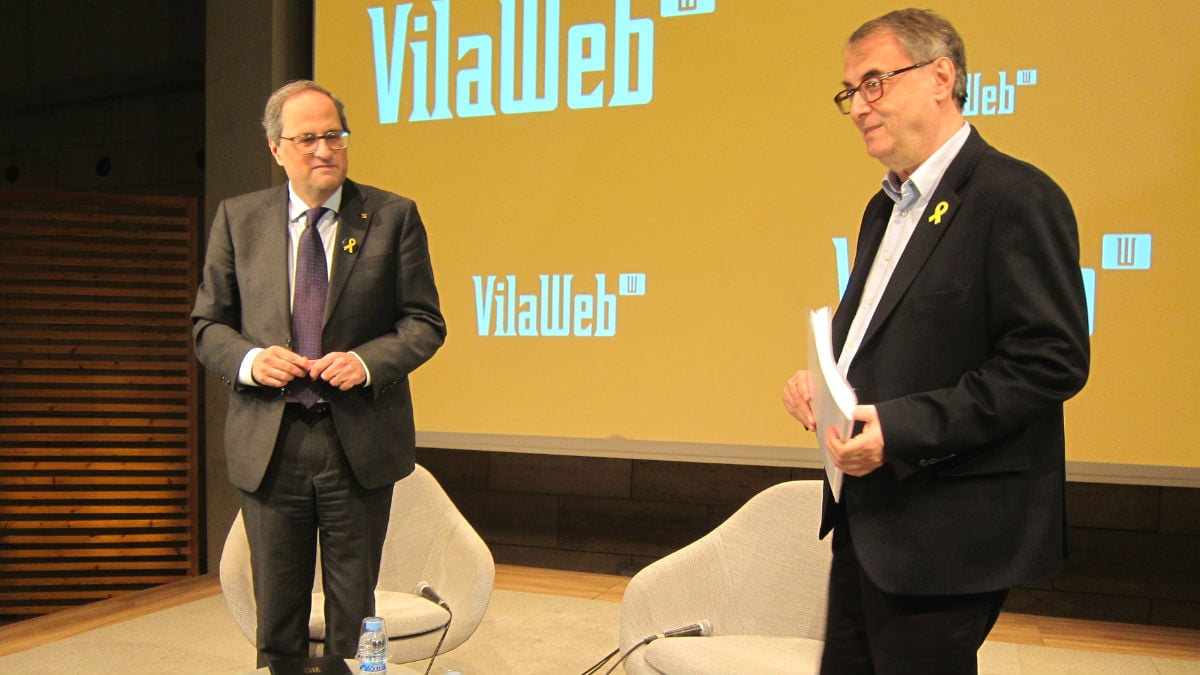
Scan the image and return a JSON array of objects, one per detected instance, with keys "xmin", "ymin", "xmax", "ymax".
[
  {"xmin": 703, "ymin": 480, "xmax": 831, "ymax": 638},
  {"xmin": 618, "ymin": 479, "xmax": 832, "ymax": 661},
  {"xmin": 218, "ymin": 508, "xmax": 258, "ymax": 644},
  {"xmin": 373, "ymin": 465, "xmax": 495, "ymax": 654},
  {"xmin": 311, "ymin": 463, "xmax": 460, "ymax": 591},
  {"xmin": 218, "ymin": 464, "xmax": 495, "ymax": 656}
]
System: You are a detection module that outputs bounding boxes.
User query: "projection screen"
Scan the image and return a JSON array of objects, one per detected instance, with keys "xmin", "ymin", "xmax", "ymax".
[{"xmin": 313, "ymin": 0, "xmax": 1200, "ymax": 484}]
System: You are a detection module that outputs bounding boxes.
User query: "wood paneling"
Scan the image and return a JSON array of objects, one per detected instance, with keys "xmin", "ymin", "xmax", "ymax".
[{"xmin": 0, "ymin": 190, "xmax": 202, "ymax": 624}]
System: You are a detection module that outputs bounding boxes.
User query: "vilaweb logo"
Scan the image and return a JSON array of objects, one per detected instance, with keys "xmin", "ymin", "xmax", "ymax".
[
  {"xmin": 473, "ymin": 273, "xmax": 647, "ymax": 337},
  {"xmin": 366, "ymin": 0, "xmax": 715, "ymax": 124},
  {"xmin": 962, "ymin": 69, "xmax": 1038, "ymax": 116}
]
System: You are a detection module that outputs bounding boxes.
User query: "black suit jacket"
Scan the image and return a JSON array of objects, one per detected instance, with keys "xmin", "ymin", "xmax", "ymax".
[
  {"xmin": 824, "ymin": 128, "xmax": 1090, "ymax": 595},
  {"xmin": 192, "ymin": 180, "xmax": 445, "ymax": 492}
]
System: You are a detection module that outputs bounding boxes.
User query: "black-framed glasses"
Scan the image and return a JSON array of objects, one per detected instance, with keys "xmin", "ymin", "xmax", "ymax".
[
  {"xmin": 279, "ymin": 130, "xmax": 350, "ymax": 154},
  {"xmin": 833, "ymin": 62, "xmax": 929, "ymax": 114}
]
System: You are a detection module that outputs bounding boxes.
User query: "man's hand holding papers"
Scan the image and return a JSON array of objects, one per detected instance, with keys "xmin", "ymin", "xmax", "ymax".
[{"xmin": 803, "ymin": 307, "xmax": 855, "ymax": 500}]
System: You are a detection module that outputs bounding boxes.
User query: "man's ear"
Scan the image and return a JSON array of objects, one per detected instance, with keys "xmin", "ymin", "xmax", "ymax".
[
  {"xmin": 932, "ymin": 56, "xmax": 957, "ymax": 104},
  {"xmin": 268, "ymin": 141, "xmax": 283, "ymax": 166}
]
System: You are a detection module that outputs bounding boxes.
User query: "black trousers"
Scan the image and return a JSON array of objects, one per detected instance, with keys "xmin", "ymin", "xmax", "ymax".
[
  {"xmin": 819, "ymin": 525, "xmax": 1008, "ymax": 675},
  {"xmin": 241, "ymin": 404, "xmax": 393, "ymax": 667}
]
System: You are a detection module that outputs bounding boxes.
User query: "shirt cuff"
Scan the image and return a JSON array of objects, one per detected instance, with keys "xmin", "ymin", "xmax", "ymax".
[
  {"xmin": 349, "ymin": 351, "xmax": 372, "ymax": 387},
  {"xmin": 238, "ymin": 347, "xmax": 263, "ymax": 386}
]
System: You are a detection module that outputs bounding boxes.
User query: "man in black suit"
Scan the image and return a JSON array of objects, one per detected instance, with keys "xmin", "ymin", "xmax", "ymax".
[
  {"xmin": 783, "ymin": 10, "xmax": 1089, "ymax": 674},
  {"xmin": 192, "ymin": 80, "xmax": 445, "ymax": 666}
]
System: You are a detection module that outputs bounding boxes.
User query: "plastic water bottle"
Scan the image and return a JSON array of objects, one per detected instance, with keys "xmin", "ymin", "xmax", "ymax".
[{"xmin": 357, "ymin": 616, "xmax": 388, "ymax": 673}]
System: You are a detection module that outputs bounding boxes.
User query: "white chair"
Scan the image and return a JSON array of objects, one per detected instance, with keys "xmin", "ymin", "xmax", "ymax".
[
  {"xmin": 618, "ymin": 479, "xmax": 832, "ymax": 675},
  {"xmin": 220, "ymin": 464, "xmax": 495, "ymax": 665}
]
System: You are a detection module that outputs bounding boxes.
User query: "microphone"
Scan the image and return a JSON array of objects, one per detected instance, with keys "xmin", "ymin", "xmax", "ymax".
[
  {"xmin": 644, "ymin": 619, "xmax": 713, "ymax": 644},
  {"xmin": 414, "ymin": 582, "xmax": 453, "ymax": 675},
  {"xmin": 594, "ymin": 620, "xmax": 713, "ymax": 675},
  {"xmin": 415, "ymin": 581, "xmax": 450, "ymax": 609},
  {"xmin": 662, "ymin": 619, "xmax": 705, "ymax": 634}
]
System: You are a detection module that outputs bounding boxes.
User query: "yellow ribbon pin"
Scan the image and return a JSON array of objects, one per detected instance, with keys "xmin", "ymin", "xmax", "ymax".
[
  {"xmin": 342, "ymin": 238, "xmax": 358, "ymax": 254},
  {"xmin": 928, "ymin": 201, "xmax": 949, "ymax": 225}
]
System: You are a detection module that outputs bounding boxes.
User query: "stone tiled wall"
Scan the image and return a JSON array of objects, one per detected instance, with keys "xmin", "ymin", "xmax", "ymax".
[
  {"xmin": 1007, "ymin": 482, "xmax": 1200, "ymax": 628},
  {"xmin": 416, "ymin": 447, "xmax": 1200, "ymax": 630}
]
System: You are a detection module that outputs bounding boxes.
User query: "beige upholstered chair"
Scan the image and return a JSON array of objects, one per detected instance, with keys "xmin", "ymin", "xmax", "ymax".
[
  {"xmin": 220, "ymin": 464, "xmax": 495, "ymax": 665},
  {"xmin": 618, "ymin": 479, "xmax": 832, "ymax": 675}
]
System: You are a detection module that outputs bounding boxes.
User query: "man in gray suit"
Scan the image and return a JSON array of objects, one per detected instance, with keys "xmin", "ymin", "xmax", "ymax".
[
  {"xmin": 783, "ymin": 9, "xmax": 1089, "ymax": 675},
  {"xmin": 192, "ymin": 80, "xmax": 445, "ymax": 666}
]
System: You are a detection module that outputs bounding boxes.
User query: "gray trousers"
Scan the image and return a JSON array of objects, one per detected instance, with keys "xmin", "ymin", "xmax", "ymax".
[{"xmin": 241, "ymin": 404, "xmax": 393, "ymax": 667}]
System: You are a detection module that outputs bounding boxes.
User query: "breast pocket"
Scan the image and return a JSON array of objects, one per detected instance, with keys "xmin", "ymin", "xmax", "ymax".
[
  {"xmin": 913, "ymin": 284, "xmax": 972, "ymax": 313},
  {"xmin": 344, "ymin": 253, "xmax": 391, "ymax": 284}
]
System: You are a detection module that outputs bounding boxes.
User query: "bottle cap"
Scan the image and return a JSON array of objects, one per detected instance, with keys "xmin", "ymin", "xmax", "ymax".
[{"xmin": 364, "ymin": 617, "xmax": 384, "ymax": 632}]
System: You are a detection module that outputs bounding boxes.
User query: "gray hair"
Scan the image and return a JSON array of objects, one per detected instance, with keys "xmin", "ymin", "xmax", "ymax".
[
  {"xmin": 261, "ymin": 80, "xmax": 350, "ymax": 144},
  {"xmin": 849, "ymin": 8, "xmax": 968, "ymax": 109}
]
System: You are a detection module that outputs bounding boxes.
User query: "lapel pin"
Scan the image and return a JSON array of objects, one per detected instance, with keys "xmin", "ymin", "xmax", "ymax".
[
  {"xmin": 342, "ymin": 238, "xmax": 358, "ymax": 254},
  {"xmin": 928, "ymin": 201, "xmax": 949, "ymax": 225},
  {"xmin": 360, "ymin": 212, "xmax": 368, "ymax": 220}
]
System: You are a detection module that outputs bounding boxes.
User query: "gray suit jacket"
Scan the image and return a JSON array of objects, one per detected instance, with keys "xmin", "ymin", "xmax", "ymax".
[
  {"xmin": 192, "ymin": 180, "xmax": 445, "ymax": 492},
  {"xmin": 825, "ymin": 128, "xmax": 1090, "ymax": 595}
]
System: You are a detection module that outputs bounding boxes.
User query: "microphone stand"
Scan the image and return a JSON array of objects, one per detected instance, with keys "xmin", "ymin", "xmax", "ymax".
[
  {"xmin": 583, "ymin": 621, "xmax": 712, "ymax": 675},
  {"xmin": 416, "ymin": 582, "xmax": 453, "ymax": 675}
]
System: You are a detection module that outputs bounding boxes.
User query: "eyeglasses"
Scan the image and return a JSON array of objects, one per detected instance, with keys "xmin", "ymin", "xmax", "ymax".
[
  {"xmin": 279, "ymin": 130, "xmax": 350, "ymax": 154},
  {"xmin": 833, "ymin": 62, "xmax": 929, "ymax": 114}
]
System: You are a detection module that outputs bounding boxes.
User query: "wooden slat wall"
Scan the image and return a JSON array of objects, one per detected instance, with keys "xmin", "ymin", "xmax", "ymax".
[{"xmin": 0, "ymin": 190, "xmax": 202, "ymax": 624}]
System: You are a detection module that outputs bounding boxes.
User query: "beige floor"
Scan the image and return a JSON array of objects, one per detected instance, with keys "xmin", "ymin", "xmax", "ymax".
[
  {"xmin": 0, "ymin": 565, "xmax": 1197, "ymax": 675},
  {"xmin": 491, "ymin": 564, "xmax": 1200, "ymax": 664}
]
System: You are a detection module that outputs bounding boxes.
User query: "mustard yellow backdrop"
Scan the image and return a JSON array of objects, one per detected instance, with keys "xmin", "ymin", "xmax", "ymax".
[{"xmin": 314, "ymin": 1, "xmax": 1200, "ymax": 473}]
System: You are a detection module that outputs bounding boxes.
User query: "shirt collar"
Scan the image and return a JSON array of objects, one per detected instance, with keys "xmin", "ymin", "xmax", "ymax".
[
  {"xmin": 881, "ymin": 122, "xmax": 971, "ymax": 208},
  {"xmin": 287, "ymin": 184, "xmax": 343, "ymax": 223}
]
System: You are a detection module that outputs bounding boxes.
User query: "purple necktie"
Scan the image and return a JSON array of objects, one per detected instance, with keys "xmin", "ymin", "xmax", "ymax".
[{"xmin": 289, "ymin": 206, "xmax": 328, "ymax": 408}]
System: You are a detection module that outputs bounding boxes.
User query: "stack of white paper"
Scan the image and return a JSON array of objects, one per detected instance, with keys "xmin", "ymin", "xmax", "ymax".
[{"xmin": 806, "ymin": 306, "xmax": 856, "ymax": 502}]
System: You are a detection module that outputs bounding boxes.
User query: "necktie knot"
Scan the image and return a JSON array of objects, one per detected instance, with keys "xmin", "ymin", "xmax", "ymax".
[{"xmin": 305, "ymin": 206, "xmax": 327, "ymax": 230}]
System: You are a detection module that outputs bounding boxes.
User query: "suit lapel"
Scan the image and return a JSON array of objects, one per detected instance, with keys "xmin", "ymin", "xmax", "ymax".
[
  {"xmin": 833, "ymin": 193, "xmax": 889, "ymax": 358},
  {"xmin": 327, "ymin": 180, "xmax": 370, "ymax": 319},
  {"xmin": 841, "ymin": 128, "xmax": 989, "ymax": 356},
  {"xmin": 857, "ymin": 190, "xmax": 960, "ymax": 349},
  {"xmin": 260, "ymin": 187, "xmax": 293, "ymax": 340}
]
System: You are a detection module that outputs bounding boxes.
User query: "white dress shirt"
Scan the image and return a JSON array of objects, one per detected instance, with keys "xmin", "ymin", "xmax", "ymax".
[
  {"xmin": 837, "ymin": 122, "xmax": 971, "ymax": 375},
  {"xmin": 236, "ymin": 185, "xmax": 371, "ymax": 388}
]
